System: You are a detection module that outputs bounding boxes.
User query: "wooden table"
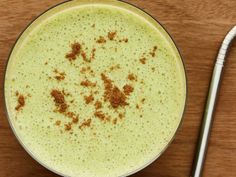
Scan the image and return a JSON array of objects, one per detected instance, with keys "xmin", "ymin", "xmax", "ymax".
[{"xmin": 0, "ymin": 0, "xmax": 236, "ymax": 176}]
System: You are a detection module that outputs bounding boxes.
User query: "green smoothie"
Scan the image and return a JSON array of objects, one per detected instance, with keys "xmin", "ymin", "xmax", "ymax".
[{"xmin": 4, "ymin": 0, "xmax": 186, "ymax": 176}]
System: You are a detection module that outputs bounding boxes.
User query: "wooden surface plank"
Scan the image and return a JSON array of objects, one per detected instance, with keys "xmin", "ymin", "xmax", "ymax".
[{"xmin": 0, "ymin": 0, "xmax": 236, "ymax": 176}]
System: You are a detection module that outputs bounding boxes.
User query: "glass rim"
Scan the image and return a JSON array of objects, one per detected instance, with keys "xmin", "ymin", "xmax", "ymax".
[{"xmin": 3, "ymin": 0, "xmax": 188, "ymax": 176}]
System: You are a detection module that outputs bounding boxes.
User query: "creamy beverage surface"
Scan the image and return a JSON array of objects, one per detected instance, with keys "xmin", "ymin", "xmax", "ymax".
[{"xmin": 4, "ymin": 1, "xmax": 186, "ymax": 176}]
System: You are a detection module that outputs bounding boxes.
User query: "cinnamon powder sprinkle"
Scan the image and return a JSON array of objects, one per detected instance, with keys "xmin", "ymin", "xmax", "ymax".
[
  {"xmin": 66, "ymin": 42, "xmax": 81, "ymax": 61},
  {"xmin": 140, "ymin": 80, "xmax": 145, "ymax": 85},
  {"xmin": 123, "ymin": 84, "xmax": 134, "ymax": 96},
  {"xmin": 108, "ymin": 31, "xmax": 117, "ymax": 40},
  {"xmin": 127, "ymin": 74, "xmax": 137, "ymax": 81},
  {"xmin": 119, "ymin": 38, "xmax": 129, "ymax": 43},
  {"xmin": 141, "ymin": 98, "xmax": 146, "ymax": 103},
  {"xmin": 65, "ymin": 123, "xmax": 72, "ymax": 131},
  {"xmin": 106, "ymin": 116, "xmax": 111, "ymax": 122},
  {"xmin": 84, "ymin": 94, "xmax": 94, "ymax": 104},
  {"xmin": 80, "ymin": 66, "xmax": 93, "ymax": 74},
  {"xmin": 101, "ymin": 73, "xmax": 113, "ymax": 101},
  {"xmin": 72, "ymin": 117, "xmax": 79, "ymax": 124},
  {"xmin": 94, "ymin": 90, "xmax": 99, "ymax": 95},
  {"xmin": 110, "ymin": 87, "xmax": 128, "ymax": 108},
  {"xmin": 54, "ymin": 69, "xmax": 66, "ymax": 81},
  {"xmin": 79, "ymin": 119, "xmax": 92, "ymax": 129},
  {"xmin": 96, "ymin": 36, "xmax": 106, "ymax": 44},
  {"xmin": 81, "ymin": 51, "xmax": 90, "ymax": 62},
  {"xmin": 55, "ymin": 120, "xmax": 61, "ymax": 126},
  {"xmin": 15, "ymin": 94, "xmax": 25, "ymax": 111},
  {"xmin": 94, "ymin": 111, "xmax": 106, "ymax": 121},
  {"xmin": 101, "ymin": 73, "xmax": 129, "ymax": 108},
  {"xmin": 94, "ymin": 101, "xmax": 102, "ymax": 110},
  {"xmin": 150, "ymin": 46, "xmax": 158, "ymax": 57},
  {"xmin": 50, "ymin": 90, "xmax": 68, "ymax": 113},
  {"xmin": 118, "ymin": 113, "xmax": 124, "ymax": 119},
  {"xmin": 66, "ymin": 112, "xmax": 77, "ymax": 119},
  {"xmin": 80, "ymin": 80, "xmax": 96, "ymax": 87},
  {"xmin": 91, "ymin": 48, "xmax": 96, "ymax": 60},
  {"xmin": 124, "ymin": 38, "xmax": 128, "ymax": 43},
  {"xmin": 139, "ymin": 57, "xmax": 147, "ymax": 64},
  {"xmin": 113, "ymin": 118, "xmax": 117, "ymax": 125},
  {"xmin": 109, "ymin": 64, "xmax": 121, "ymax": 71},
  {"xmin": 80, "ymin": 67, "xmax": 87, "ymax": 74}
]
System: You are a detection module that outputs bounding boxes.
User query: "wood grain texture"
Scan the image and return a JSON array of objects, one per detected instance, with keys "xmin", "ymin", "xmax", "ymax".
[{"xmin": 0, "ymin": 0, "xmax": 236, "ymax": 176}]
